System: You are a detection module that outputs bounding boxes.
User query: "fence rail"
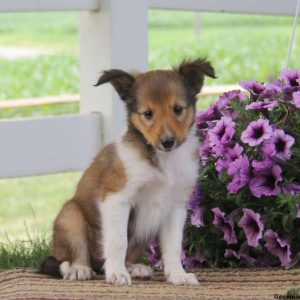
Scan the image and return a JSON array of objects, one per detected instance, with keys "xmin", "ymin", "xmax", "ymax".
[
  {"xmin": 149, "ymin": 0, "xmax": 297, "ymax": 16},
  {"xmin": 0, "ymin": 95, "xmax": 80, "ymax": 109},
  {"xmin": 0, "ymin": 0, "xmax": 100, "ymax": 12},
  {"xmin": 0, "ymin": 0, "xmax": 297, "ymax": 15},
  {"xmin": 0, "ymin": 85, "xmax": 243, "ymax": 110},
  {"xmin": 0, "ymin": 114, "xmax": 102, "ymax": 178}
]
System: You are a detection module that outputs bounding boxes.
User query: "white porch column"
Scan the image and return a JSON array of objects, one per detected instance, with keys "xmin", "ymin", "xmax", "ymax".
[{"xmin": 79, "ymin": 0, "xmax": 148, "ymax": 144}]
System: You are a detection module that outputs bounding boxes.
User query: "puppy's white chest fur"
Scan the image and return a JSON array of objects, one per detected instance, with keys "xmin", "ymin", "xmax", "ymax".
[{"xmin": 117, "ymin": 130, "xmax": 199, "ymax": 242}]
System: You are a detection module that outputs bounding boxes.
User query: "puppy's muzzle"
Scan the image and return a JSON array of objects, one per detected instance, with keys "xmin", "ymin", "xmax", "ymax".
[{"xmin": 160, "ymin": 137, "xmax": 176, "ymax": 151}]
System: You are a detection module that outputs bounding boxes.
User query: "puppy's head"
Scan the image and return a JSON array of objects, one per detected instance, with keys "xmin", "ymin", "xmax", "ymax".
[{"xmin": 95, "ymin": 58, "xmax": 216, "ymax": 152}]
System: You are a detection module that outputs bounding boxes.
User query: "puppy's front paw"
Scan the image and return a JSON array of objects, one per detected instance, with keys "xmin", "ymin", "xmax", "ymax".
[
  {"xmin": 167, "ymin": 272, "xmax": 199, "ymax": 286},
  {"xmin": 61, "ymin": 262, "xmax": 95, "ymax": 281},
  {"xmin": 106, "ymin": 271, "xmax": 132, "ymax": 285},
  {"xmin": 127, "ymin": 264, "xmax": 153, "ymax": 279}
]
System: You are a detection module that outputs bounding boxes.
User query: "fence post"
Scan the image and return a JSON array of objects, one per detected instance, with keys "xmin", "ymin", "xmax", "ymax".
[{"xmin": 79, "ymin": 0, "xmax": 148, "ymax": 144}]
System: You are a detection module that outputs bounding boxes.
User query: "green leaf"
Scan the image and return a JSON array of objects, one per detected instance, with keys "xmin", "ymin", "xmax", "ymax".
[
  {"xmin": 289, "ymin": 202, "xmax": 297, "ymax": 219},
  {"xmin": 282, "ymin": 215, "xmax": 293, "ymax": 232}
]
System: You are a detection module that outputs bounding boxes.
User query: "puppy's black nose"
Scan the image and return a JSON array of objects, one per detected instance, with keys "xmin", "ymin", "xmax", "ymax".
[{"xmin": 161, "ymin": 137, "xmax": 175, "ymax": 150}]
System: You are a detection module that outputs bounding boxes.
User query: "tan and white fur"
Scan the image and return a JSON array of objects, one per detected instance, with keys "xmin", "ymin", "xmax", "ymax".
[{"xmin": 40, "ymin": 58, "xmax": 216, "ymax": 286}]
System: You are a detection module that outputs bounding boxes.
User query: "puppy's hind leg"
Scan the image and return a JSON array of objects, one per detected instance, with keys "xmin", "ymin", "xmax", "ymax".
[
  {"xmin": 126, "ymin": 244, "xmax": 153, "ymax": 279},
  {"xmin": 51, "ymin": 200, "xmax": 96, "ymax": 280}
]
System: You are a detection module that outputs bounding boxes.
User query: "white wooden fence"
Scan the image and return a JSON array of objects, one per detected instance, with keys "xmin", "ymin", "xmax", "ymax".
[{"xmin": 0, "ymin": 0, "xmax": 297, "ymax": 178}]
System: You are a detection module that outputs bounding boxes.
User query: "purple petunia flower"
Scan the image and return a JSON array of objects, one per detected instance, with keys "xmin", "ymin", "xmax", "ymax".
[
  {"xmin": 208, "ymin": 117, "xmax": 235, "ymax": 155},
  {"xmin": 216, "ymin": 143, "xmax": 244, "ymax": 173},
  {"xmin": 249, "ymin": 163, "xmax": 282, "ymax": 198},
  {"xmin": 262, "ymin": 141, "xmax": 277, "ymax": 158},
  {"xmin": 246, "ymin": 100, "xmax": 278, "ymax": 111},
  {"xmin": 190, "ymin": 207, "xmax": 205, "ymax": 228},
  {"xmin": 225, "ymin": 242, "xmax": 261, "ymax": 267},
  {"xmin": 224, "ymin": 249, "xmax": 240, "ymax": 260},
  {"xmin": 211, "ymin": 207, "xmax": 237, "ymax": 244},
  {"xmin": 181, "ymin": 248, "xmax": 208, "ymax": 269},
  {"xmin": 225, "ymin": 143, "xmax": 244, "ymax": 160},
  {"xmin": 218, "ymin": 90, "xmax": 247, "ymax": 106},
  {"xmin": 217, "ymin": 90, "xmax": 247, "ymax": 118},
  {"xmin": 215, "ymin": 158, "xmax": 229, "ymax": 174},
  {"xmin": 282, "ymin": 86, "xmax": 300, "ymax": 100},
  {"xmin": 281, "ymin": 70, "xmax": 300, "ymax": 99},
  {"xmin": 241, "ymin": 119, "xmax": 273, "ymax": 147},
  {"xmin": 227, "ymin": 155, "xmax": 250, "ymax": 194},
  {"xmin": 264, "ymin": 230, "xmax": 292, "ymax": 267},
  {"xmin": 281, "ymin": 69, "xmax": 300, "ymax": 87},
  {"xmin": 147, "ymin": 239, "xmax": 163, "ymax": 269},
  {"xmin": 199, "ymin": 134, "xmax": 213, "ymax": 165},
  {"xmin": 187, "ymin": 184, "xmax": 202, "ymax": 209},
  {"xmin": 252, "ymin": 158, "xmax": 273, "ymax": 172},
  {"xmin": 240, "ymin": 80, "xmax": 266, "ymax": 100},
  {"xmin": 262, "ymin": 129, "xmax": 295, "ymax": 161},
  {"xmin": 260, "ymin": 83, "xmax": 282, "ymax": 100},
  {"xmin": 282, "ymin": 183, "xmax": 300, "ymax": 197},
  {"xmin": 187, "ymin": 184, "xmax": 205, "ymax": 228},
  {"xmin": 238, "ymin": 208, "xmax": 264, "ymax": 247},
  {"xmin": 196, "ymin": 103, "xmax": 220, "ymax": 129},
  {"xmin": 293, "ymin": 91, "xmax": 300, "ymax": 108},
  {"xmin": 271, "ymin": 79, "xmax": 284, "ymax": 87}
]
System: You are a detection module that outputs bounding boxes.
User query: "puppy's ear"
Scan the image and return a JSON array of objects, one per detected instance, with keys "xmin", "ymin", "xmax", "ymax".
[
  {"xmin": 94, "ymin": 69, "xmax": 135, "ymax": 101},
  {"xmin": 176, "ymin": 58, "xmax": 216, "ymax": 97}
]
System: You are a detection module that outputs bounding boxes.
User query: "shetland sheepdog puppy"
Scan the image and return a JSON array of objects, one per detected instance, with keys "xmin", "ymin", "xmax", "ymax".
[{"xmin": 40, "ymin": 58, "xmax": 215, "ymax": 286}]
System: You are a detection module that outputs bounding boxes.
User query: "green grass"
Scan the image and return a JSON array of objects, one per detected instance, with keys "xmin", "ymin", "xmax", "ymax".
[
  {"xmin": 0, "ymin": 10, "xmax": 299, "ymax": 268},
  {"xmin": 0, "ymin": 173, "xmax": 80, "ymax": 240},
  {"xmin": 0, "ymin": 172, "xmax": 80, "ymax": 269},
  {"xmin": 0, "ymin": 54, "xmax": 79, "ymax": 100},
  {"xmin": 149, "ymin": 20, "xmax": 299, "ymax": 85},
  {"xmin": 0, "ymin": 12, "xmax": 78, "ymax": 51},
  {"xmin": 0, "ymin": 233, "xmax": 49, "ymax": 270}
]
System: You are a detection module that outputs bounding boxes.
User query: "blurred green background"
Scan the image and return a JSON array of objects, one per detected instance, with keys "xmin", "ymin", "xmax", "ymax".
[{"xmin": 0, "ymin": 10, "xmax": 299, "ymax": 243}]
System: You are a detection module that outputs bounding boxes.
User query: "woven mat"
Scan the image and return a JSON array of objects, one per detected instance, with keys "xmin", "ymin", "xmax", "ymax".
[{"xmin": 1, "ymin": 268, "xmax": 300, "ymax": 300}]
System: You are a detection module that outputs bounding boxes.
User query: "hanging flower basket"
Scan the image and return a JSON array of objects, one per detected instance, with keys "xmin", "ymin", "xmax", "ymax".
[
  {"xmin": 183, "ymin": 69, "xmax": 300, "ymax": 268},
  {"xmin": 148, "ymin": 70, "xmax": 300, "ymax": 269}
]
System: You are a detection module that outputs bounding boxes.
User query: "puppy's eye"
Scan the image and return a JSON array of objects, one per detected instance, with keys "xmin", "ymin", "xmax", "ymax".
[
  {"xmin": 143, "ymin": 110, "xmax": 153, "ymax": 120},
  {"xmin": 173, "ymin": 105, "xmax": 183, "ymax": 115}
]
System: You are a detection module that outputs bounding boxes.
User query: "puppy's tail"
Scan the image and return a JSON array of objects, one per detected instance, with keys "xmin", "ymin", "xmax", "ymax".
[{"xmin": 39, "ymin": 256, "xmax": 63, "ymax": 277}]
